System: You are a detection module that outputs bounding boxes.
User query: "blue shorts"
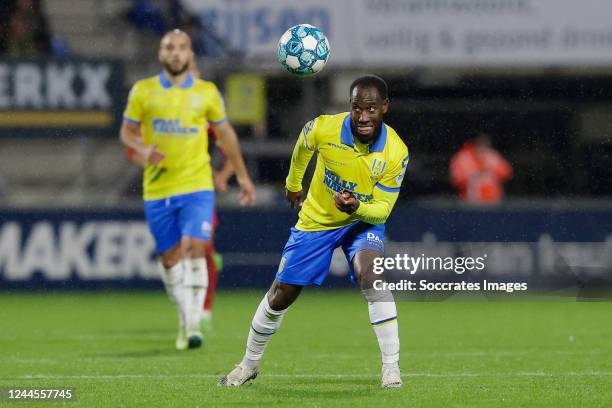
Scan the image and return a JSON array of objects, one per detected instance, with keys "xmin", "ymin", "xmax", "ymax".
[
  {"xmin": 144, "ymin": 190, "xmax": 215, "ymax": 254},
  {"xmin": 276, "ymin": 221, "xmax": 385, "ymax": 286}
]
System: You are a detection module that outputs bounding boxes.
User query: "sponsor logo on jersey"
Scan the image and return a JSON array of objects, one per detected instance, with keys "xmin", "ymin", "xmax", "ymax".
[
  {"xmin": 323, "ymin": 157, "xmax": 345, "ymax": 167},
  {"xmin": 302, "ymin": 119, "xmax": 316, "ymax": 149},
  {"xmin": 152, "ymin": 118, "xmax": 198, "ymax": 135},
  {"xmin": 303, "ymin": 119, "xmax": 315, "ymax": 136},
  {"xmin": 201, "ymin": 221, "xmax": 212, "ymax": 235},
  {"xmin": 327, "ymin": 142, "xmax": 350, "ymax": 150},
  {"xmin": 366, "ymin": 232, "xmax": 384, "ymax": 247},
  {"xmin": 323, "ymin": 167, "xmax": 372, "ymax": 202},
  {"xmin": 395, "ymin": 155, "xmax": 409, "ymax": 185}
]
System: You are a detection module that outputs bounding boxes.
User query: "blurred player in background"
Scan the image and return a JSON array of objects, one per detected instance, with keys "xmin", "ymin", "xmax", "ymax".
[
  {"xmin": 449, "ymin": 132, "xmax": 513, "ymax": 204},
  {"xmin": 124, "ymin": 56, "xmax": 232, "ymax": 333},
  {"xmin": 220, "ymin": 75, "xmax": 409, "ymax": 388},
  {"xmin": 120, "ymin": 29, "xmax": 255, "ymax": 350}
]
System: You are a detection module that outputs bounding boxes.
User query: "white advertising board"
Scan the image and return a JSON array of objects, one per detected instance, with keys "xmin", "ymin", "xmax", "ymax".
[{"xmin": 184, "ymin": 0, "xmax": 612, "ymax": 66}]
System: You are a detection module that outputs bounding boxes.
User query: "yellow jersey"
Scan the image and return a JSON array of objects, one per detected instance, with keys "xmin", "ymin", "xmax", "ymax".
[
  {"xmin": 286, "ymin": 113, "xmax": 409, "ymax": 231},
  {"xmin": 123, "ymin": 72, "xmax": 226, "ymax": 200}
]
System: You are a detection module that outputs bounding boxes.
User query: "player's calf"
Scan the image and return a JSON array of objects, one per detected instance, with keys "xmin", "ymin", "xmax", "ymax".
[
  {"xmin": 219, "ymin": 287, "xmax": 293, "ymax": 386},
  {"xmin": 362, "ymin": 288, "xmax": 402, "ymax": 387},
  {"xmin": 158, "ymin": 258, "xmax": 192, "ymax": 349},
  {"xmin": 182, "ymin": 257, "xmax": 208, "ymax": 349}
]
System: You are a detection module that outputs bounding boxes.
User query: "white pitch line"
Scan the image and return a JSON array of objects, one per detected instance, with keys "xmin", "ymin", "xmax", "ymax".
[
  {"xmin": 8, "ymin": 372, "xmax": 612, "ymax": 381},
  {"xmin": 3, "ymin": 350, "xmax": 603, "ymax": 365}
]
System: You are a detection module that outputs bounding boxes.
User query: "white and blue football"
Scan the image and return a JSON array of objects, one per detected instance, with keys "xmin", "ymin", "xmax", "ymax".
[{"xmin": 277, "ymin": 24, "xmax": 331, "ymax": 76}]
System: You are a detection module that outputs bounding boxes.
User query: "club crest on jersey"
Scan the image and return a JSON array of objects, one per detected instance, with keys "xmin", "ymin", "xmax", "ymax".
[
  {"xmin": 189, "ymin": 94, "xmax": 203, "ymax": 109},
  {"xmin": 371, "ymin": 159, "xmax": 387, "ymax": 178}
]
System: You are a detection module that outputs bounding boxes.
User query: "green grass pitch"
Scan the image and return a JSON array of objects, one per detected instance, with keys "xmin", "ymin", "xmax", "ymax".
[{"xmin": 0, "ymin": 291, "xmax": 611, "ymax": 407}]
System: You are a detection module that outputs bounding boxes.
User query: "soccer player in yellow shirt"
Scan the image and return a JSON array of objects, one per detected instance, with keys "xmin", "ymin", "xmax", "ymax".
[
  {"xmin": 120, "ymin": 30, "xmax": 255, "ymax": 350},
  {"xmin": 220, "ymin": 75, "xmax": 408, "ymax": 388}
]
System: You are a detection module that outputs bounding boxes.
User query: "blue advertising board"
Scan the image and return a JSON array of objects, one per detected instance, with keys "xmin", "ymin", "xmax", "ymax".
[{"xmin": 0, "ymin": 206, "xmax": 610, "ymax": 290}]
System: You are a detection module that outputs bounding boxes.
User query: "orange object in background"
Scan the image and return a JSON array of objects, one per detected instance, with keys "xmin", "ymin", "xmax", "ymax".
[{"xmin": 450, "ymin": 133, "xmax": 513, "ymax": 204}]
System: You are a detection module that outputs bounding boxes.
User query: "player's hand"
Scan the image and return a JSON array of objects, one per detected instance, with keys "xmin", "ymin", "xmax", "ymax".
[
  {"xmin": 214, "ymin": 171, "xmax": 230, "ymax": 192},
  {"xmin": 142, "ymin": 144, "xmax": 165, "ymax": 165},
  {"xmin": 237, "ymin": 176, "xmax": 256, "ymax": 206},
  {"xmin": 286, "ymin": 189, "xmax": 303, "ymax": 210},
  {"xmin": 334, "ymin": 190, "xmax": 359, "ymax": 214}
]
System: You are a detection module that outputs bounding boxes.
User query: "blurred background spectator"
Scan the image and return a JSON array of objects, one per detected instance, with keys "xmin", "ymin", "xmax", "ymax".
[
  {"xmin": 449, "ymin": 133, "xmax": 513, "ymax": 205},
  {"xmin": 125, "ymin": 0, "xmax": 228, "ymax": 57},
  {"xmin": 0, "ymin": 0, "xmax": 51, "ymax": 57}
]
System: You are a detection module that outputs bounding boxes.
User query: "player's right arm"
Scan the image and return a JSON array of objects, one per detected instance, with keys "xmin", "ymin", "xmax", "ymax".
[
  {"xmin": 119, "ymin": 82, "xmax": 165, "ymax": 165},
  {"xmin": 285, "ymin": 118, "xmax": 318, "ymax": 208},
  {"xmin": 285, "ymin": 118, "xmax": 318, "ymax": 192}
]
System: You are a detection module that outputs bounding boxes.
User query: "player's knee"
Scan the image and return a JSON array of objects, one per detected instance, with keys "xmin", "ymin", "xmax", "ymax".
[
  {"xmin": 352, "ymin": 250, "xmax": 382, "ymax": 288},
  {"xmin": 267, "ymin": 281, "xmax": 301, "ymax": 311},
  {"xmin": 267, "ymin": 290, "xmax": 291, "ymax": 311},
  {"xmin": 354, "ymin": 263, "xmax": 379, "ymax": 289},
  {"xmin": 160, "ymin": 255, "xmax": 179, "ymax": 269},
  {"xmin": 185, "ymin": 238, "xmax": 208, "ymax": 258},
  {"xmin": 160, "ymin": 245, "xmax": 181, "ymax": 269},
  {"xmin": 267, "ymin": 294, "xmax": 287, "ymax": 311},
  {"xmin": 358, "ymin": 271, "xmax": 380, "ymax": 290}
]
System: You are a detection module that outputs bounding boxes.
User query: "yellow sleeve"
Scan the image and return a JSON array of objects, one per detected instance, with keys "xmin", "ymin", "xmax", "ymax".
[
  {"xmin": 354, "ymin": 146, "xmax": 409, "ymax": 224},
  {"xmin": 353, "ymin": 187, "xmax": 400, "ymax": 225},
  {"xmin": 123, "ymin": 82, "xmax": 145, "ymax": 124},
  {"xmin": 285, "ymin": 118, "xmax": 318, "ymax": 192},
  {"xmin": 206, "ymin": 83, "xmax": 227, "ymax": 125}
]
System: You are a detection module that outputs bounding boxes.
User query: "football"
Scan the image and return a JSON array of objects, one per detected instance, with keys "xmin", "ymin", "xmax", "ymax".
[{"xmin": 277, "ymin": 24, "xmax": 331, "ymax": 76}]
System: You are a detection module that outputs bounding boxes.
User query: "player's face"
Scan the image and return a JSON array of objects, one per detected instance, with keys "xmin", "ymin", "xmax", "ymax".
[
  {"xmin": 159, "ymin": 32, "xmax": 193, "ymax": 76},
  {"xmin": 350, "ymin": 85, "xmax": 389, "ymax": 144}
]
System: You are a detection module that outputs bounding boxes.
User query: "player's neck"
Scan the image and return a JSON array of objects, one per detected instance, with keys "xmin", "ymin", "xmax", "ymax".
[
  {"xmin": 352, "ymin": 125, "xmax": 381, "ymax": 147},
  {"xmin": 164, "ymin": 70, "xmax": 190, "ymax": 86}
]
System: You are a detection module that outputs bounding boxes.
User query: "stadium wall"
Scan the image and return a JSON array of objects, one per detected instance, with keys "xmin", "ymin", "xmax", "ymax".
[{"xmin": 0, "ymin": 207, "xmax": 610, "ymax": 290}]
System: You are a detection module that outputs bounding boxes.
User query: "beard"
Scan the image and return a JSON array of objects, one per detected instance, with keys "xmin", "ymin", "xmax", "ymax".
[
  {"xmin": 351, "ymin": 121, "xmax": 380, "ymax": 144},
  {"xmin": 163, "ymin": 60, "xmax": 190, "ymax": 77}
]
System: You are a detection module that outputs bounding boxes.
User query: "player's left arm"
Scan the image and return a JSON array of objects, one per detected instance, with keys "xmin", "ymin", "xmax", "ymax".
[
  {"xmin": 212, "ymin": 121, "xmax": 256, "ymax": 205},
  {"xmin": 335, "ymin": 147, "xmax": 409, "ymax": 224},
  {"xmin": 207, "ymin": 84, "xmax": 255, "ymax": 205},
  {"xmin": 214, "ymin": 158, "xmax": 234, "ymax": 192},
  {"xmin": 210, "ymin": 128, "xmax": 234, "ymax": 191}
]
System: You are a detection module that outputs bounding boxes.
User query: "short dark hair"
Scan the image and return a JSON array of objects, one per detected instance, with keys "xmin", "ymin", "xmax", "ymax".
[{"xmin": 349, "ymin": 75, "xmax": 388, "ymax": 100}]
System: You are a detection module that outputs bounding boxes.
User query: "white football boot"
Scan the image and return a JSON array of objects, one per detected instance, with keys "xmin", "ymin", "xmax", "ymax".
[
  {"xmin": 175, "ymin": 325, "xmax": 188, "ymax": 350},
  {"xmin": 381, "ymin": 364, "xmax": 402, "ymax": 388},
  {"xmin": 218, "ymin": 364, "xmax": 259, "ymax": 386}
]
